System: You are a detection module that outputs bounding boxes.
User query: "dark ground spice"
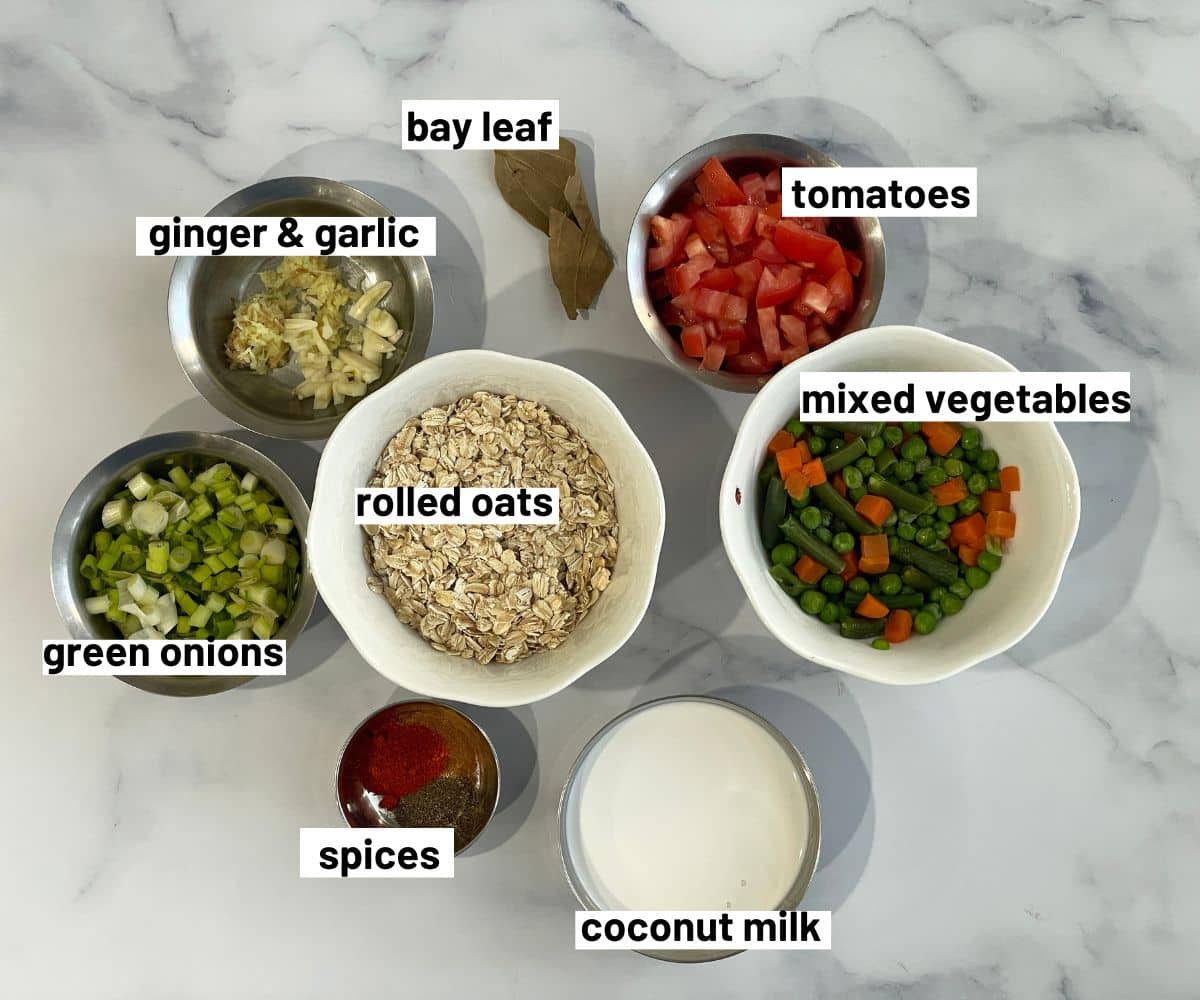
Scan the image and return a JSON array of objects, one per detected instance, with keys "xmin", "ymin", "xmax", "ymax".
[{"xmin": 388, "ymin": 775, "xmax": 478, "ymax": 849}]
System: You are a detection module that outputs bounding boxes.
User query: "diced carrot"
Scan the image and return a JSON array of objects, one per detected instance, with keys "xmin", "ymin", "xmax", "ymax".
[
  {"xmin": 950, "ymin": 512, "xmax": 986, "ymax": 548},
  {"xmin": 958, "ymin": 545, "xmax": 980, "ymax": 567},
  {"xmin": 801, "ymin": 458, "xmax": 826, "ymax": 486},
  {"xmin": 920, "ymin": 421, "xmax": 962, "ymax": 456},
  {"xmin": 985, "ymin": 509, "xmax": 1017, "ymax": 539},
  {"xmin": 831, "ymin": 472, "xmax": 847, "ymax": 497},
  {"xmin": 854, "ymin": 494, "xmax": 893, "ymax": 527},
  {"xmin": 792, "ymin": 439, "xmax": 811, "ymax": 463},
  {"xmin": 979, "ymin": 490, "xmax": 1011, "ymax": 515},
  {"xmin": 930, "ymin": 476, "xmax": 968, "ymax": 506},
  {"xmin": 858, "ymin": 533, "xmax": 890, "ymax": 574},
  {"xmin": 884, "ymin": 608, "xmax": 913, "ymax": 644},
  {"xmin": 767, "ymin": 429, "xmax": 795, "ymax": 454},
  {"xmin": 999, "ymin": 466, "xmax": 1021, "ymax": 492},
  {"xmin": 794, "ymin": 555, "xmax": 827, "ymax": 584},
  {"xmin": 775, "ymin": 446, "xmax": 807, "ymax": 478},
  {"xmin": 856, "ymin": 593, "xmax": 889, "ymax": 619},
  {"xmin": 784, "ymin": 470, "xmax": 809, "ymax": 499},
  {"xmin": 839, "ymin": 550, "xmax": 858, "ymax": 582}
]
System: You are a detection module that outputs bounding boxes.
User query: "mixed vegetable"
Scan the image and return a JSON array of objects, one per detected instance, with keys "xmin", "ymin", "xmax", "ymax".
[
  {"xmin": 78, "ymin": 456, "xmax": 302, "ymax": 640},
  {"xmin": 646, "ymin": 156, "xmax": 864, "ymax": 375},
  {"xmin": 759, "ymin": 419, "xmax": 1020, "ymax": 647}
]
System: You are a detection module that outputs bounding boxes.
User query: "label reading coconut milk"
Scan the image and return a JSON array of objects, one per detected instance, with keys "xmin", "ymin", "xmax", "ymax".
[{"xmin": 575, "ymin": 910, "xmax": 832, "ymax": 950}]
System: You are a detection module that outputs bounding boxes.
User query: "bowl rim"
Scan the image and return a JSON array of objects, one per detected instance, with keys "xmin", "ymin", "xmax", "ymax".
[
  {"xmin": 556, "ymin": 694, "xmax": 822, "ymax": 963},
  {"xmin": 626, "ymin": 133, "xmax": 887, "ymax": 394},
  {"xmin": 50, "ymin": 430, "xmax": 317, "ymax": 695},
  {"xmin": 167, "ymin": 175, "xmax": 435, "ymax": 441},
  {"xmin": 308, "ymin": 348, "xmax": 667, "ymax": 708},
  {"xmin": 333, "ymin": 698, "xmax": 501, "ymax": 855},
  {"xmin": 719, "ymin": 325, "xmax": 1082, "ymax": 685}
]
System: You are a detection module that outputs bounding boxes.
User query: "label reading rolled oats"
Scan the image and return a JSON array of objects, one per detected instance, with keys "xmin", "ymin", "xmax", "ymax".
[{"xmin": 355, "ymin": 486, "xmax": 558, "ymax": 525}]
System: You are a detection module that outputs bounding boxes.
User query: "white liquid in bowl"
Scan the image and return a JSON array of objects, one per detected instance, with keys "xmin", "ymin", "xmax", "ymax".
[{"xmin": 563, "ymin": 700, "xmax": 812, "ymax": 911}]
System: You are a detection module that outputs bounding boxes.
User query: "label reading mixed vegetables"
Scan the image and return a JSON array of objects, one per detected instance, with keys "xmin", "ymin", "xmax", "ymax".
[
  {"xmin": 759, "ymin": 419, "xmax": 1020, "ymax": 648},
  {"xmin": 646, "ymin": 156, "xmax": 865, "ymax": 375}
]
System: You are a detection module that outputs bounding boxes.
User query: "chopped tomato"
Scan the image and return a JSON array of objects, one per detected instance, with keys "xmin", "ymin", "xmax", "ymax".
[
  {"xmin": 757, "ymin": 306, "xmax": 782, "ymax": 362},
  {"xmin": 667, "ymin": 254, "xmax": 715, "ymax": 294},
  {"xmin": 647, "ymin": 213, "xmax": 692, "ymax": 271},
  {"xmin": 680, "ymin": 325, "xmax": 706, "ymax": 358},
  {"xmin": 739, "ymin": 172, "xmax": 767, "ymax": 206},
  {"xmin": 756, "ymin": 264, "xmax": 805, "ymax": 307},
  {"xmin": 827, "ymin": 268, "xmax": 853, "ymax": 311},
  {"xmin": 764, "ymin": 169, "xmax": 781, "ymax": 195},
  {"xmin": 752, "ymin": 239, "xmax": 788, "ymax": 266},
  {"xmin": 806, "ymin": 323, "xmax": 832, "ymax": 349},
  {"xmin": 778, "ymin": 313, "xmax": 809, "ymax": 349},
  {"xmin": 714, "ymin": 205, "xmax": 758, "ymax": 246},
  {"xmin": 815, "ymin": 241, "xmax": 846, "ymax": 281},
  {"xmin": 725, "ymin": 349, "xmax": 772, "ymax": 374},
  {"xmin": 780, "ymin": 343, "xmax": 809, "ymax": 364},
  {"xmin": 695, "ymin": 157, "xmax": 746, "ymax": 207},
  {"xmin": 716, "ymin": 320, "xmax": 745, "ymax": 340},
  {"xmin": 722, "ymin": 293, "xmax": 749, "ymax": 322},
  {"xmin": 843, "ymin": 249, "xmax": 863, "ymax": 277},
  {"xmin": 800, "ymin": 279, "xmax": 833, "ymax": 314},
  {"xmin": 698, "ymin": 266, "xmax": 736, "ymax": 291},
  {"xmin": 684, "ymin": 233, "xmax": 708, "ymax": 259},
  {"xmin": 773, "ymin": 221, "xmax": 839, "ymax": 267},
  {"xmin": 699, "ymin": 340, "xmax": 727, "ymax": 371},
  {"xmin": 732, "ymin": 259, "xmax": 763, "ymax": 298}
]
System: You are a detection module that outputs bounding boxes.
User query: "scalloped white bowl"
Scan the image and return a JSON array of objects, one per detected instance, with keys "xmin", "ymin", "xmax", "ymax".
[
  {"xmin": 309, "ymin": 350, "xmax": 665, "ymax": 707},
  {"xmin": 720, "ymin": 326, "xmax": 1080, "ymax": 685}
]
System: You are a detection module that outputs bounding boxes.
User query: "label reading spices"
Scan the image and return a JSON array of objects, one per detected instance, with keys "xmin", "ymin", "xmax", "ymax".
[{"xmin": 299, "ymin": 828, "xmax": 453, "ymax": 879}]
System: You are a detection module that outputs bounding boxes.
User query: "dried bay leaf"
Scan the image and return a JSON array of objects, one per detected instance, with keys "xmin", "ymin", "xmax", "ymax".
[
  {"xmin": 548, "ymin": 208, "xmax": 584, "ymax": 319},
  {"xmin": 563, "ymin": 172, "xmax": 613, "ymax": 310},
  {"xmin": 494, "ymin": 138, "xmax": 578, "ymax": 235}
]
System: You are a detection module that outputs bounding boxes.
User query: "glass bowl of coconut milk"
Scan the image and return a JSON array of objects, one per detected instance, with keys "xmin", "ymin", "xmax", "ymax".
[{"xmin": 558, "ymin": 695, "xmax": 822, "ymax": 962}]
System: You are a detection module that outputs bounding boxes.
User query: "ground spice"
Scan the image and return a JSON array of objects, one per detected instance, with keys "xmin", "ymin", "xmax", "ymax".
[
  {"xmin": 388, "ymin": 775, "xmax": 477, "ymax": 850},
  {"xmin": 357, "ymin": 718, "xmax": 449, "ymax": 809}
]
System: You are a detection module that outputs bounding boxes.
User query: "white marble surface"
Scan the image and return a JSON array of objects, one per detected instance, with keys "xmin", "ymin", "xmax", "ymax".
[{"xmin": 3, "ymin": 1, "xmax": 1197, "ymax": 996}]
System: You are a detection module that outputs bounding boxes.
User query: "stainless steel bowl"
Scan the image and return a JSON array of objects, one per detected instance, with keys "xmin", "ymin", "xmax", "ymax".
[
  {"xmin": 51, "ymin": 432, "xmax": 317, "ymax": 697},
  {"xmin": 335, "ymin": 700, "xmax": 501, "ymax": 855},
  {"xmin": 558, "ymin": 695, "xmax": 822, "ymax": 963},
  {"xmin": 628, "ymin": 134, "xmax": 886, "ymax": 393},
  {"xmin": 168, "ymin": 176, "xmax": 435, "ymax": 439}
]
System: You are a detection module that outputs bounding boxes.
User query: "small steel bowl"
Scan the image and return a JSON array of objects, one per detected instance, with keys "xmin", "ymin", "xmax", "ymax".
[
  {"xmin": 627, "ymin": 133, "xmax": 886, "ymax": 393},
  {"xmin": 558, "ymin": 695, "xmax": 822, "ymax": 963},
  {"xmin": 335, "ymin": 700, "xmax": 500, "ymax": 855},
  {"xmin": 51, "ymin": 432, "xmax": 317, "ymax": 697},
  {"xmin": 168, "ymin": 176, "xmax": 435, "ymax": 439}
]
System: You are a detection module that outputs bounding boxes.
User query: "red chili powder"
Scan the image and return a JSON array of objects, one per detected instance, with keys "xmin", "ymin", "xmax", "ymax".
[{"xmin": 356, "ymin": 718, "xmax": 449, "ymax": 809}]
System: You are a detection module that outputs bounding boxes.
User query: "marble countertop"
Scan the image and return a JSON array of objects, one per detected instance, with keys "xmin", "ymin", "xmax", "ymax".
[{"xmin": 3, "ymin": 1, "xmax": 1196, "ymax": 996}]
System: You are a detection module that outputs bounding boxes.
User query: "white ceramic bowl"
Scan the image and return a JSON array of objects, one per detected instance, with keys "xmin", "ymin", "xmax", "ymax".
[
  {"xmin": 720, "ymin": 326, "xmax": 1080, "ymax": 685},
  {"xmin": 309, "ymin": 350, "xmax": 666, "ymax": 707}
]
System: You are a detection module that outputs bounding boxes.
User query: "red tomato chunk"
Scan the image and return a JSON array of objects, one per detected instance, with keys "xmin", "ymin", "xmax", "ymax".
[{"xmin": 646, "ymin": 156, "xmax": 864, "ymax": 374}]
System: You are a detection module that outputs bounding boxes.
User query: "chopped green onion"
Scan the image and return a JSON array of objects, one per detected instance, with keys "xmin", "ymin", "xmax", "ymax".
[
  {"xmin": 131, "ymin": 500, "xmax": 169, "ymax": 536},
  {"xmin": 101, "ymin": 498, "xmax": 130, "ymax": 529},
  {"xmin": 127, "ymin": 472, "xmax": 156, "ymax": 500},
  {"xmin": 84, "ymin": 595, "xmax": 109, "ymax": 614},
  {"xmin": 168, "ymin": 546, "xmax": 192, "ymax": 572}
]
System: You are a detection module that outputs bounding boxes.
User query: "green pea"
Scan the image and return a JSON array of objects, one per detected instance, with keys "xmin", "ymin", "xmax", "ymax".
[
  {"xmin": 914, "ymin": 456, "xmax": 932, "ymax": 476},
  {"xmin": 827, "ymin": 438, "xmax": 845, "ymax": 453},
  {"xmin": 785, "ymin": 419, "xmax": 806, "ymax": 438},
  {"xmin": 942, "ymin": 458, "xmax": 964, "ymax": 477},
  {"xmin": 937, "ymin": 504, "xmax": 958, "ymax": 522},
  {"xmin": 977, "ymin": 550, "xmax": 1002, "ymax": 573},
  {"xmin": 977, "ymin": 448, "xmax": 999, "ymax": 472},
  {"xmin": 947, "ymin": 445, "xmax": 964, "ymax": 460},
  {"xmin": 902, "ymin": 421, "xmax": 921, "ymax": 434},
  {"xmin": 929, "ymin": 585, "xmax": 947, "ymax": 601},
  {"xmin": 963, "ymin": 447, "xmax": 980, "ymax": 463},
  {"xmin": 922, "ymin": 466, "xmax": 947, "ymax": 488},
  {"xmin": 985, "ymin": 534, "xmax": 1003, "ymax": 556},
  {"xmin": 883, "ymin": 510, "xmax": 898, "ymax": 528},
  {"xmin": 770, "ymin": 543, "xmax": 798, "ymax": 566},
  {"xmin": 900, "ymin": 436, "xmax": 927, "ymax": 461},
  {"xmin": 789, "ymin": 487, "xmax": 811, "ymax": 509},
  {"xmin": 879, "ymin": 573, "xmax": 902, "ymax": 596},
  {"xmin": 987, "ymin": 471, "xmax": 1002, "ymax": 490},
  {"xmin": 820, "ymin": 508, "xmax": 833, "ymax": 528},
  {"xmin": 940, "ymin": 594, "xmax": 963, "ymax": 615},
  {"xmin": 957, "ymin": 496, "xmax": 979, "ymax": 516},
  {"xmin": 799, "ymin": 590, "xmax": 827, "ymax": 615},
  {"xmin": 923, "ymin": 602, "xmax": 944, "ymax": 621},
  {"xmin": 935, "ymin": 522, "xmax": 951, "ymax": 541},
  {"xmin": 820, "ymin": 574, "xmax": 845, "ymax": 595},
  {"xmin": 848, "ymin": 486, "xmax": 867, "ymax": 503},
  {"xmin": 916, "ymin": 514, "xmax": 934, "ymax": 528},
  {"xmin": 855, "ymin": 457, "xmax": 875, "ymax": 475},
  {"xmin": 866, "ymin": 435, "xmax": 884, "ymax": 457},
  {"xmin": 871, "ymin": 638, "xmax": 890, "ymax": 650},
  {"xmin": 961, "ymin": 426, "xmax": 981, "ymax": 450},
  {"xmin": 799, "ymin": 506, "xmax": 822, "ymax": 530},
  {"xmin": 832, "ymin": 531, "xmax": 855, "ymax": 554},
  {"xmin": 949, "ymin": 579, "xmax": 972, "ymax": 600},
  {"xmin": 965, "ymin": 566, "xmax": 990, "ymax": 590},
  {"xmin": 894, "ymin": 460, "xmax": 915, "ymax": 482},
  {"xmin": 897, "ymin": 522, "xmax": 917, "ymax": 541},
  {"xmin": 808, "ymin": 435, "xmax": 828, "ymax": 456},
  {"xmin": 915, "ymin": 527, "xmax": 937, "ymax": 548},
  {"xmin": 967, "ymin": 472, "xmax": 988, "ymax": 495},
  {"xmin": 914, "ymin": 610, "xmax": 938, "ymax": 635},
  {"xmin": 842, "ymin": 466, "xmax": 864, "ymax": 490},
  {"xmin": 883, "ymin": 426, "xmax": 904, "ymax": 448},
  {"xmin": 819, "ymin": 601, "xmax": 841, "ymax": 624},
  {"xmin": 848, "ymin": 577, "xmax": 870, "ymax": 596},
  {"xmin": 814, "ymin": 526, "xmax": 834, "ymax": 545}
]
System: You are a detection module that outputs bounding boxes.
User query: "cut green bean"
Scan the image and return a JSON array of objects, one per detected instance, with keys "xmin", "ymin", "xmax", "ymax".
[
  {"xmin": 779, "ymin": 516, "xmax": 845, "ymax": 572},
  {"xmin": 760, "ymin": 477, "xmax": 787, "ymax": 549},
  {"xmin": 881, "ymin": 592, "xmax": 925, "ymax": 609},
  {"xmin": 889, "ymin": 536, "xmax": 960, "ymax": 584},
  {"xmin": 817, "ymin": 421, "xmax": 884, "ymax": 438},
  {"xmin": 840, "ymin": 617, "xmax": 886, "ymax": 639},
  {"xmin": 819, "ymin": 437, "xmax": 867, "ymax": 474},
  {"xmin": 867, "ymin": 474, "xmax": 935, "ymax": 515},
  {"xmin": 811, "ymin": 482, "xmax": 881, "ymax": 535}
]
